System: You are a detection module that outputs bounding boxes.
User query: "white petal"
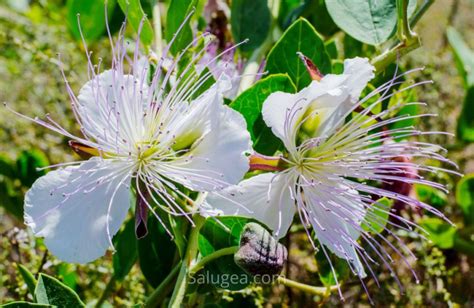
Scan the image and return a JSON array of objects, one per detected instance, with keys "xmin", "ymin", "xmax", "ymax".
[
  {"xmin": 204, "ymin": 173, "xmax": 296, "ymax": 238},
  {"xmin": 261, "ymin": 58, "xmax": 374, "ymax": 145},
  {"xmin": 342, "ymin": 57, "xmax": 375, "ymax": 101},
  {"xmin": 24, "ymin": 158, "xmax": 132, "ymax": 263},
  {"xmin": 300, "ymin": 58, "xmax": 374, "ymax": 138},
  {"xmin": 163, "ymin": 104, "xmax": 251, "ymax": 191},
  {"xmin": 303, "ymin": 186, "xmax": 366, "ymax": 277},
  {"xmin": 262, "ymin": 91, "xmax": 310, "ymax": 148},
  {"xmin": 77, "ymin": 70, "xmax": 149, "ymax": 147}
]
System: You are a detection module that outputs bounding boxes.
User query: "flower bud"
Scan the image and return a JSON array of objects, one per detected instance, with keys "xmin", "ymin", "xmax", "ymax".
[{"xmin": 234, "ymin": 222, "xmax": 288, "ymax": 277}]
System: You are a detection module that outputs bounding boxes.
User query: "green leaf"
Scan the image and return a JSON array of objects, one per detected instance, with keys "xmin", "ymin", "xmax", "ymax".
[
  {"xmin": 315, "ymin": 245, "xmax": 349, "ymax": 287},
  {"xmin": 118, "ymin": 0, "xmax": 154, "ymax": 49},
  {"xmin": 137, "ymin": 215, "xmax": 177, "ymax": 287},
  {"xmin": 165, "ymin": 0, "xmax": 196, "ymax": 55},
  {"xmin": 231, "ymin": 0, "xmax": 271, "ymax": 52},
  {"xmin": 446, "ymin": 27, "xmax": 474, "ymax": 88},
  {"xmin": 415, "ymin": 184, "xmax": 447, "ymax": 208},
  {"xmin": 67, "ymin": 0, "xmax": 116, "ymax": 42},
  {"xmin": 456, "ymin": 174, "xmax": 474, "ymax": 225},
  {"xmin": 324, "ymin": 38, "xmax": 338, "ymax": 59},
  {"xmin": 35, "ymin": 274, "xmax": 85, "ymax": 307},
  {"xmin": 420, "ymin": 217, "xmax": 457, "ymax": 249},
  {"xmin": 325, "ymin": 0, "xmax": 416, "ymax": 45},
  {"xmin": 1, "ymin": 302, "xmax": 52, "ymax": 307},
  {"xmin": 16, "ymin": 150, "xmax": 49, "ymax": 187},
  {"xmin": 0, "ymin": 154, "xmax": 15, "ymax": 178},
  {"xmin": 197, "ymin": 217, "xmax": 253, "ymax": 290},
  {"xmin": 457, "ymin": 86, "xmax": 474, "ymax": 142},
  {"xmin": 361, "ymin": 197, "xmax": 392, "ymax": 234},
  {"xmin": 113, "ymin": 217, "xmax": 138, "ymax": 281},
  {"xmin": 57, "ymin": 264, "xmax": 77, "ymax": 290},
  {"xmin": 230, "ymin": 74, "xmax": 296, "ymax": 155},
  {"xmin": 16, "ymin": 264, "xmax": 37, "ymax": 296},
  {"xmin": 265, "ymin": 18, "xmax": 331, "ymax": 90}
]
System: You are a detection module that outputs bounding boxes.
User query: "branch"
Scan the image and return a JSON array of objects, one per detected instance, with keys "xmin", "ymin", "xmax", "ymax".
[
  {"xmin": 371, "ymin": 0, "xmax": 435, "ymax": 73},
  {"xmin": 276, "ymin": 276, "xmax": 338, "ymax": 297},
  {"xmin": 144, "ymin": 262, "xmax": 182, "ymax": 308},
  {"xmin": 190, "ymin": 246, "xmax": 239, "ymax": 275}
]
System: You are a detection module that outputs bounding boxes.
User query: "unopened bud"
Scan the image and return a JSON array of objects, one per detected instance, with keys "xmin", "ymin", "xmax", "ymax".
[{"xmin": 234, "ymin": 222, "xmax": 287, "ymax": 277}]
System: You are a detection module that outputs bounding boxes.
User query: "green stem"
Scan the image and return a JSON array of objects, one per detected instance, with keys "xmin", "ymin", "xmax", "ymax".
[
  {"xmin": 189, "ymin": 246, "xmax": 239, "ymax": 275},
  {"xmin": 168, "ymin": 215, "xmax": 206, "ymax": 308},
  {"xmin": 409, "ymin": 0, "xmax": 435, "ymax": 29},
  {"xmin": 276, "ymin": 276, "xmax": 338, "ymax": 296},
  {"xmin": 95, "ymin": 276, "xmax": 116, "ymax": 308},
  {"xmin": 396, "ymin": 0, "xmax": 414, "ymax": 42},
  {"xmin": 371, "ymin": 0, "xmax": 435, "ymax": 73},
  {"xmin": 144, "ymin": 262, "xmax": 182, "ymax": 308},
  {"xmin": 152, "ymin": 1, "xmax": 163, "ymax": 58}
]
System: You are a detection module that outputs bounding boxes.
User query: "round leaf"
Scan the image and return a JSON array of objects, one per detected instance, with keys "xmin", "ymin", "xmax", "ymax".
[{"xmin": 325, "ymin": 0, "xmax": 417, "ymax": 45}]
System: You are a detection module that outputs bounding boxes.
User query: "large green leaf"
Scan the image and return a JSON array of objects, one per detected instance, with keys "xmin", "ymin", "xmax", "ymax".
[
  {"xmin": 113, "ymin": 217, "xmax": 138, "ymax": 281},
  {"xmin": 137, "ymin": 215, "xmax": 177, "ymax": 287},
  {"xmin": 165, "ymin": 0, "xmax": 196, "ymax": 55},
  {"xmin": 197, "ymin": 217, "xmax": 253, "ymax": 290},
  {"xmin": 457, "ymin": 86, "xmax": 474, "ymax": 142},
  {"xmin": 230, "ymin": 74, "xmax": 296, "ymax": 155},
  {"xmin": 34, "ymin": 274, "xmax": 85, "ymax": 307},
  {"xmin": 456, "ymin": 174, "xmax": 474, "ymax": 225},
  {"xmin": 118, "ymin": 0, "xmax": 154, "ymax": 49},
  {"xmin": 361, "ymin": 197, "xmax": 393, "ymax": 234},
  {"xmin": 420, "ymin": 218, "xmax": 457, "ymax": 249},
  {"xmin": 265, "ymin": 18, "xmax": 331, "ymax": 90},
  {"xmin": 325, "ymin": 0, "xmax": 416, "ymax": 45},
  {"xmin": 67, "ymin": 0, "xmax": 116, "ymax": 42},
  {"xmin": 446, "ymin": 27, "xmax": 474, "ymax": 88},
  {"xmin": 231, "ymin": 0, "xmax": 271, "ymax": 52}
]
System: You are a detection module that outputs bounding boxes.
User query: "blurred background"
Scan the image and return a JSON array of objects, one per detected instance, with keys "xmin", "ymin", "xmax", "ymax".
[{"xmin": 0, "ymin": 0, "xmax": 473, "ymax": 306}]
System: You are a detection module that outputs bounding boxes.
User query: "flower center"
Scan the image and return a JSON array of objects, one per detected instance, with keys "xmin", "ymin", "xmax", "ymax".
[{"xmin": 137, "ymin": 143, "xmax": 160, "ymax": 164}]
